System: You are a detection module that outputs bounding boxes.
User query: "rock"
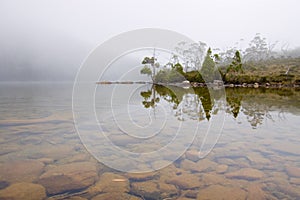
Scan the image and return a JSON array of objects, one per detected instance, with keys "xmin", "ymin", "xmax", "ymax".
[
  {"xmin": 92, "ymin": 192, "xmax": 142, "ymax": 200},
  {"xmin": 290, "ymin": 178, "xmax": 300, "ymax": 185},
  {"xmin": 201, "ymin": 173, "xmax": 229, "ymax": 186},
  {"xmin": 185, "ymin": 149, "xmax": 200, "ymax": 162},
  {"xmin": 166, "ymin": 173, "xmax": 201, "ymax": 189},
  {"xmin": 254, "ymin": 83, "xmax": 259, "ymax": 88},
  {"xmin": 216, "ymin": 164, "xmax": 228, "ymax": 174},
  {"xmin": 225, "ymin": 168, "xmax": 264, "ymax": 180},
  {"xmin": 0, "ymin": 182, "xmax": 46, "ymax": 200},
  {"xmin": 38, "ymin": 162, "xmax": 98, "ymax": 195},
  {"xmin": 246, "ymin": 152, "xmax": 270, "ymax": 165},
  {"xmin": 87, "ymin": 172, "xmax": 129, "ymax": 196},
  {"xmin": 126, "ymin": 171, "xmax": 158, "ymax": 181},
  {"xmin": 247, "ymin": 184, "xmax": 268, "ymax": 200},
  {"xmin": 286, "ymin": 166, "xmax": 300, "ymax": 178},
  {"xmin": 131, "ymin": 181, "xmax": 160, "ymax": 200},
  {"xmin": 0, "ymin": 159, "xmax": 44, "ymax": 183},
  {"xmin": 38, "ymin": 158, "xmax": 54, "ymax": 165},
  {"xmin": 197, "ymin": 185, "xmax": 247, "ymax": 200},
  {"xmin": 159, "ymin": 183, "xmax": 178, "ymax": 199},
  {"xmin": 271, "ymin": 143, "xmax": 300, "ymax": 156}
]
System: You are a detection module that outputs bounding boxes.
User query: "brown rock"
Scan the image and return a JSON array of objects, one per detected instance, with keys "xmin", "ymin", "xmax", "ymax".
[
  {"xmin": 290, "ymin": 178, "xmax": 300, "ymax": 185},
  {"xmin": 0, "ymin": 159, "xmax": 44, "ymax": 183},
  {"xmin": 225, "ymin": 168, "xmax": 264, "ymax": 180},
  {"xmin": 185, "ymin": 150, "xmax": 200, "ymax": 162},
  {"xmin": 159, "ymin": 183, "xmax": 178, "ymax": 199},
  {"xmin": 247, "ymin": 184, "xmax": 267, "ymax": 200},
  {"xmin": 197, "ymin": 185, "xmax": 247, "ymax": 200},
  {"xmin": 126, "ymin": 171, "xmax": 158, "ymax": 181},
  {"xmin": 216, "ymin": 164, "xmax": 228, "ymax": 174},
  {"xmin": 202, "ymin": 173, "xmax": 229, "ymax": 186},
  {"xmin": 38, "ymin": 162, "xmax": 98, "ymax": 195},
  {"xmin": 92, "ymin": 192, "xmax": 142, "ymax": 200},
  {"xmin": 166, "ymin": 173, "xmax": 201, "ymax": 189},
  {"xmin": 286, "ymin": 166, "xmax": 300, "ymax": 178},
  {"xmin": 87, "ymin": 172, "xmax": 129, "ymax": 196},
  {"xmin": 0, "ymin": 182, "xmax": 46, "ymax": 200},
  {"xmin": 131, "ymin": 181, "xmax": 160, "ymax": 199}
]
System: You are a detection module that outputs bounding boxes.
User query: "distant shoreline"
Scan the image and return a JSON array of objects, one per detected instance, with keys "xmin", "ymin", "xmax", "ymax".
[{"xmin": 96, "ymin": 81, "xmax": 300, "ymax": 88}]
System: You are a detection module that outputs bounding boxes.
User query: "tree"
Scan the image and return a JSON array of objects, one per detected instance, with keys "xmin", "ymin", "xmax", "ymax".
[
  {"xmin": 140, "ymin": 55, "xmax": 160, "ymax": 82},
  {"xmin": 227, "ymin": 50, "xmax": 243, "ymax": 73},
  {"xmin": 200, "ymin": 48, "xmax": 219, "ymax": 82},
  {"xmin": 175, "ymin": 41, "xmax": 207, "ymax": 71},
  {"xmin": 244, "ymin": 33, "xmax": 269, "ymax": 62}
]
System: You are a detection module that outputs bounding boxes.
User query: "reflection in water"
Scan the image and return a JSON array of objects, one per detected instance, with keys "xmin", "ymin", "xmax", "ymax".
[
  {"xmin": 141, "ymin": 85, "xmax": 300, "ymax": 128},
  {"xmin": 140, "ymin": 84, "xmax": 213, "ymax": 121},
  {"xmin": 1, "ymin": 83, "xmax": 300, "ymax": 199}
]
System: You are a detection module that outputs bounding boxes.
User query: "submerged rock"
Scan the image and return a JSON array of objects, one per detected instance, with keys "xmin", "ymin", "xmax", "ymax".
[
  {"xmin": 91, "ymin": 192, "xmax": 142, "ymax": 200},
  {"xmin": 247, "ymin": 184, "xmax": 268, "ymax": 200},
  {"xmin": 38, "ymin": 161, "xmax": 98, "ymax": 195},
  {"xmin": 286, "ymin": 166, "xmax": 300, "ymax": 178},
  {"xmin": 131, "ymin": 180, "xmax": 160, "ymax": 200},
  {"xmin": 216, "ymin": 164, "xmax": 229, "ymax": 174},
  {"xmin": 0, "ymin": 182, "xmax": 46, "ymax": 200},
  {"xmin": 0, "ymin": 159, "xmax": 44, "ymax": 183},
  {"xmin": 197, "ymin": 185, "xmax": 247, "ymax": 200},
  {"xmin": 87, "ymin": 172, "xmax": 129, "ymax": 196},
  {"xmin": 225, "ymin": 168, "xmax": 264, "ymax": 180},
  {"xmin": 166, "ymin": 173, "xmax": 201, "ymax": 189}
]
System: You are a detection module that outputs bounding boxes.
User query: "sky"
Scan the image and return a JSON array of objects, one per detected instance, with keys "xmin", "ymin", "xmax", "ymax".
[{"xmin": 0, "ymin": 0, "xmax": 299, "ymax": 81}]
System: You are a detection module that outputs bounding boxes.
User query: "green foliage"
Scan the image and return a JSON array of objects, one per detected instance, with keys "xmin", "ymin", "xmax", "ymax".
[
  {"xmin": 140, "ymin": 66, "xmax": 152, "ymax": 76},
  {"xmin": 227, "ymin": 50, "xmax": 243, "ymax": 73},
  {"xmin": 184, "ymin": 71, "xmax": 204, "ymax": 83},
  {"xmin": 200, "ymin": 48, "xmax": 217, "ymax": 82}
]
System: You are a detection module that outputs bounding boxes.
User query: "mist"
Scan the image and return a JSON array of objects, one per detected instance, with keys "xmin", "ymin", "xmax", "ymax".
[{"xmin": 1, "ymin": 0, "xmax": 300, "ymax": 81}]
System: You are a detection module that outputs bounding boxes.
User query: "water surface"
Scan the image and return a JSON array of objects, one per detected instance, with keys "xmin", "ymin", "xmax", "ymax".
[{"xmin": 0, "ymin": 82, "xmax": 300, "ymax": 199}]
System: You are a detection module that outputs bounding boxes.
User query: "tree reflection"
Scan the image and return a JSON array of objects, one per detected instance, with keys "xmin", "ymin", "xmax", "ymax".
[
  {"xmin": 140, "ymin": 84, "xmax": 214, "ymax": 121},
  {"xmin": 140, "ymin": 86, "xmax": 299, "ymax": 128}
]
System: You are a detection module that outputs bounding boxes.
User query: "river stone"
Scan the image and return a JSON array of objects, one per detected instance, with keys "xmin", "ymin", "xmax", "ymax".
[
  {"xmin": 216, "ymin": 164, "xmax": 229, "ymax": 174},
  {"xmin": 247, "ymin": 184, "xmax": 267, "ymax": 200},
  {"xmin": 0, "ymin": 159, "xmax": 44, "ymax": 183},
  {"xmin": 271, "ymin": 143, "xmax": 300, "ymax": 156},
  {"xmin": 290, "ymin": 178, "xmax": 300, "ymax": 185},
  {"xmin": 286, "ymin": 166, "xmax": 300, "ymax": 178},
  {"xmin": 38, "ymin": 161, "xmax": 98, "ymax": 195},
  {"xmin": 87, "ymin": 172, "xmax": 129, "ymax": 196},
  {"xmin": 166, "ymin": 173, "xmax": 201, "ymax": 189},
  {"xmin": 0, "ymin": 182, "xmax": 46, "ymax": 200},
  {"xmin": 185, "ymin": 149, "xmax": 200, "ymax": 162},
  {"xmin": 225, "ymin": 168, "xmax": 264, "ymax": 180},
  {"xmin": 126, "ymin": 171, "xmax": 158, "ymax": 181},
  {"xmin": 131, "ymin": 181, "xmax": 160, "ymax": 200},
  {"xmin": 201, "ymin": 173, "xmax": 229, "ymax": 186},
  {"xmin": 91, "ymin": 192, "xmax": 142, "ymax": 200},
  {"xmin": 197, "ymin": 185, "xmax": 247, "ymax": 200},
  {"xmin": 159, "ymin": 182, "xmax": 178, "ymax": 199}
]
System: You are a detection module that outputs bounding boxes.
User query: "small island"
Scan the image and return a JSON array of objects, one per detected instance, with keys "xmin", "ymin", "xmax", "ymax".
[{"xmin": 98, "ymin": 34, "xmax": 300, "ymax": 88}]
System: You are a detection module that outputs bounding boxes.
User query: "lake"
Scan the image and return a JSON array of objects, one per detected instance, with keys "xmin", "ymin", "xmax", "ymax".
[{"xmin": 0, "ymin": 82, "xmax": 300, "ymax": 199}]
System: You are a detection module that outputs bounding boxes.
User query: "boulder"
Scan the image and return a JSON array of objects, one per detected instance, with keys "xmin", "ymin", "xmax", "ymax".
[
  {"xmin": 0, "ymin": 159, "xmax": 44, "ymax": 183},
  {"xmin": 38, "ymin": 162, "xmax": 98, "ymax": 195},
  {"xmin": 0, "ymin": 182, "xmax": 46, "ymax": 200},
  {"xmin": 286, "ymin": 166, "xmax": 300, "ymax": 178},
  {"xmin": 166, "ymin": 173, "xmax": 201, "ymax": 189},
  {"xmin": 225, "ymin": 168, "xmax": 264, "ymax": 180},
  {"xmin": 197, "ymin": 185, "xmax": 247, "ymax": 200},
  {"xmin": 131, "ymin": 181, "xmax": 160, "ymax": 200}
]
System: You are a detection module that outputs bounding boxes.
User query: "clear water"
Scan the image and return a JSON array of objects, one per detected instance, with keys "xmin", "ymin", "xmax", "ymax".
[{"xmin": 0, "ymin": 82, "xmax": 300, "ymax": 199}]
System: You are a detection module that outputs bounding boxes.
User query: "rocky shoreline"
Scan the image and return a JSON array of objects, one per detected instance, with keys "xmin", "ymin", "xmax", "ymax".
[{"xmin": 97, "ymin": 81, "xmax": 300, "ymax": 88}]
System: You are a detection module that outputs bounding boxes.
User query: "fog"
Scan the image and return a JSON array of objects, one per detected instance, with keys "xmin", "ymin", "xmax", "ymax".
[{"xmin": 1, "ymin": 0, "xmax": 299, "ymax": 81}]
